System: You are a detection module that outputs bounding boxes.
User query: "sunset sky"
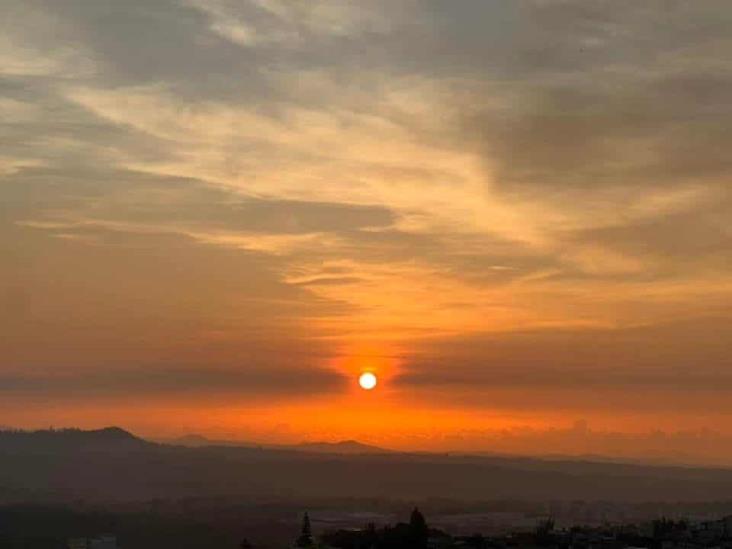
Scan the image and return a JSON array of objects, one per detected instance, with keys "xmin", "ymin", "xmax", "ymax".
[{"xmin": 2, "ymin": 0, "xmax": 732, "ymax": 461}]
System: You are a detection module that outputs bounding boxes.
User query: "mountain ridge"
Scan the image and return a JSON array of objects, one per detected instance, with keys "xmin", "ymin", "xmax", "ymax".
[
  {"xmin": 294, "ymin": 439, "xmax": 392, "ymax": 454},
  {"xmin": 4, "ymin": 426, "xmax": 732, "ymax": 503},
  {"xmin": 5, "ymin": 426, "xmax": 732, "ymax": 468},
  {"xmin": 164, "ymin": 433, "xmax": 392, "ymax": 454},
  {"xmin": 0, "ymin": 426, "xmax": 150, "ymax": 452}
]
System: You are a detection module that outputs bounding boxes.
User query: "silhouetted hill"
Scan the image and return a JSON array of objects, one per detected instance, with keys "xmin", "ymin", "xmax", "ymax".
[
  {"xmin": 3, "ymin": 427, "xmax": 732, "ymax": 504},
  {"xmin": 168, "ymin": 433, "xmax": 212, "ymax": 447},
  {"xmin": 294, "ymin": 440, "xmax": 391, "ymax": 454},
  {"xmin": 0, "ymin": 426, "xmax": 150, "ymax": 453},
  {"xmin": 165, "ymin": 434, "xmax": 389, "ymax": 454},
  {"xmin": 165, "ymin": 434, "xmax": 259, "ymax": 448}
]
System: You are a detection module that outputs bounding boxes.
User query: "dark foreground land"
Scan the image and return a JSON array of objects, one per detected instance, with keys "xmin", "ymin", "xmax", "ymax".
[
  {"xmin": 3, "ymin": 503, "xmax": 732, "ymax": 549},
  {"xmin": 3, "ymin": 428, "xmax": 732, "ymax": 548}
]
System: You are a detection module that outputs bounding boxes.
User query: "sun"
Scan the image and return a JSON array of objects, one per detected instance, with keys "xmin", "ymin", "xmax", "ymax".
[{"xmin": 358, "ymin": 372, "xmax": 377, "ymax": 390}]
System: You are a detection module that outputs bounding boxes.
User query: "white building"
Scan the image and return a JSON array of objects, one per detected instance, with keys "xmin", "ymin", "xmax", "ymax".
[
  {"xmin": 67, "ymin": 538, "xmax": 88, "ymax": 549},
  {"xmin": 89, "ymin": 535, "xmax": 117, "ymax": 549},
  {"xmin": 68, "ymin": 535, "xmax": 117, "ymax": 549}
]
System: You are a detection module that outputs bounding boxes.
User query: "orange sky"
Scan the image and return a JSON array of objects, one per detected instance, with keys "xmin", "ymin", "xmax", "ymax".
[{"xmin": 2, "ymin": 0, "xmax": 732, "ymax": 464}]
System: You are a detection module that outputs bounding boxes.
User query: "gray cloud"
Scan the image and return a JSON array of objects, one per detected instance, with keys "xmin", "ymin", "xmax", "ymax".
[
  {"xmin": 433, "ymin": 1, "xmax": 732, "ymax": 198},
  {"xmin": 395, "ymin": 315, "xmax": 732, "ymax": 406},
  {"xmin": 0, "ymin": 363, "xmax": 347, "ymax": 400},
  {"xmin": 0, "ymin": 217, "xmax": 350, "ymax": 369},
  {"xmin": 567, "ymin": 197, "xmax": 732, "ymax": 272},
  {"xmin": 3, "ymin": 165, "xmax": 396, "ymax": 234}
]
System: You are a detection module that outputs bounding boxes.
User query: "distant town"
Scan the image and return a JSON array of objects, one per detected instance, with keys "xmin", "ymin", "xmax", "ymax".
[
  {"xmin": 4, "ymin": 428, "xmax": 732, "ymax": 549},
  {"xmin": 44, "ymin": 508, "xmax": 732, "ymax": 549}
]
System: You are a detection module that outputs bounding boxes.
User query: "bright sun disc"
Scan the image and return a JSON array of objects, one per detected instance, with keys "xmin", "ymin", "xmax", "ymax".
[{"xmin": 358, "ymin": 372, "xmax": 377, "ymax": 390}]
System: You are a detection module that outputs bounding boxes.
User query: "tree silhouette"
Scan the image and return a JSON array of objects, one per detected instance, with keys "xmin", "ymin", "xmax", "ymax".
[
  {"xmin": 296, "ymin": 512, "xmax": 314, "ymax": 548},
  {"xmin": 536, "ymin": 517, "xmax": 555, "ymax": 545},
  {"xmin": 408, "ymin": 508, "xmax": 428, "ymax": 549}
]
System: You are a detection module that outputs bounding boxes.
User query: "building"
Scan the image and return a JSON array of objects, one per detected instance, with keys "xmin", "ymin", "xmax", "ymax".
[
  {"xmin": 89, "ymin": 535, "xmax": 117, "ymax": 549},
  {"xmin": 67, "ymin": 538, "xmax": 88, "ymax": 549},
  {"xmin": 67, "ymin": 535, "xmax": 117, "ymax": 549}
]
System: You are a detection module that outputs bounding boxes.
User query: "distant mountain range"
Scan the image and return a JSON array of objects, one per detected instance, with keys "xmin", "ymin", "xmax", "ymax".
[
  {"xmin": 164, "ymin": 433, "xmax": 258, "ymax": 448},
  {"xmin": 4, "ymin": 426, "xmax": 732, "ymax": 504},
  {"xmin": 164, "ymin": 434, "xmax": 392, "ymax": 454},
  {"xmin": 0, "ymin": 426, "xmax": 392, "ymax": 455},
  {"xmin": 293, "ymin": 439, "xmax": 391, "ymax": 454}
]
